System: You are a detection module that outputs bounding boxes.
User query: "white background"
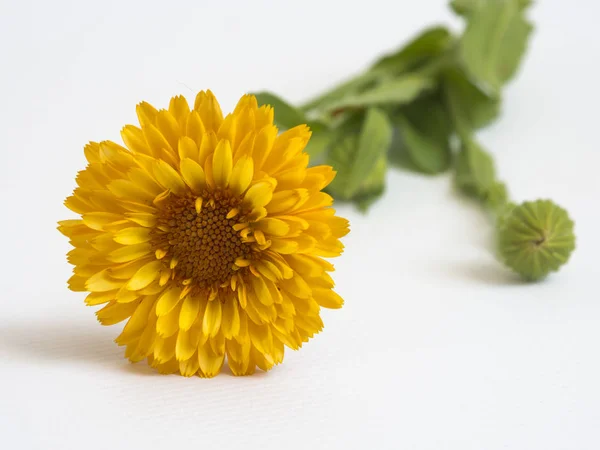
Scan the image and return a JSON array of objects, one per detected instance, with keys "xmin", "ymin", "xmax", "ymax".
[{"xmin": 1, "ymin": 0, "xmax": 599, "ymax": 449}]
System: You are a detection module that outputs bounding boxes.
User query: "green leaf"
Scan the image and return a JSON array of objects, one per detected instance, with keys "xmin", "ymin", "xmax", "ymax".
[
  {"xmin": 443, "ymin": 67, "xmax": 500, "ymax": 134},
  {"xmin": 353, "ymin": 155, "xmax": 387, "ymax": 212},
  {"xmin": 253, "ymin": 91, "xmax": 306, "ymax": 129},
  {"xmin": 322, "ymin": 75, "xmax": 435, "ymax": 112},
  {"xmin": 459, "ymin": 0, "xmax": 532, "ymax": 93},
  {"xmin": 327, "ymin": 108, "xmax": 393, "ymax": 199},
  {"xmin": 395, "ymin": 117, "xmax": 451, "ymax": 175},
  {"xmin": 371, "ymin": 26, "xmax": 453, "ymax": 74},
  {"xmin": 497, "ymin": 14, "xmax": 533, "ymax": 83},
  {"xmin": 455, "ymin": 137, "xmax": 496, "ymax": 199},
  {"xmin": 300, "ymin": 71, "xmax": 380, "ymax": 114},
  {"xmin": 451, "ymin": 0, "xmax": 532, "ymax": 17},
  {"xmin": 304, "ymin": 124, "xmax": 331, "ymax": 161},
  {"xmin": 392, "ymin": 94, "xmax": 453, "ymax": 174}
]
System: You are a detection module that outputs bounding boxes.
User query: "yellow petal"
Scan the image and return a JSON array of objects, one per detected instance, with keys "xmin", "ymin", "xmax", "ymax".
[
  {"xmin": 82, "ymin": 212, "xmax": 123, "ymax": 231},
  {"xmin": 156, "ymin": 302, "xmax": 182, "ymax": 337},
  {"xmin": 268, "ymin": 238, "xmax": 299, "ymax": 254},
  {"xmin": 136, "ymin": 101, "xmax": 158, "ymax": 127},
  {"xmin": 250, "ymin": 275, "xmax": 273, "ymax": 306},
  {"xmin": 266, "ymin": 189, "xmax": 308, "ymax": 215},
  {"xmin": 115, "ymin": 295, "xmax": 157, "ymax": 345},
  {"xmin": 179, "ymin": 351, "xmax": 200, "ymax": 377},
  {"xmin": 86, "ymin": 269, "xmax": 124, "ymax": 292},
  {"xmin": 143, "ymin": 123, "xmax": 174, "ymax": 160},
  {"xmin": 253, "ymin": 124, "xmax": 278, "ymax": 170},
  {"xmin": 254, "ymin": 218, "xmax": 290, "ymax": 237},
  {"xmin": 64, "ymin": 193, "xmax": 93, "ymax": 215},
  {"xmin": 202, "ymin": 298, "xmax": 222, "ymax": 337},
  {"xmin": 247, "ymin": 320, "xmax": 273, "ymax": 356},
  {"xmin": 227, "ymin": 338, "xmax": 252, "ymax": 375},
  {"xmin": 237, "ymin": 278, "xmax": 248, "ymax": 308},
  {"xmin": 130, "ymin": 312, "xmax": 158, "ymax": 361},
  {"xmin": 178, "ymin": 136, "xmax": 199, "ymax": 161},
  {"xmin": 153, "ymin": 333, "xmax": 177, "ymax": 363},
  {"xmin": 125, "ymin": 213, "xmax": 157, "ymax": 228},
  {"xmin": 85, "ymin": 290, "xmax": 117, "ymax": 306},
  {"xmin": 83, "ymin": 141, "xmax": 101, "ymax": 163},
  {"xmin": 116, "ymin": 286, "xmax": 140, "ymax": 303},
  {"xmin": 243, "ymin": 295, "xmax": 276, "ymax": 324},
  {"xmin": 99, "ymin": 141, "xmax": 135, "ymax": 168},
  {"xmin": 303, "ymin": 165, "xmax": 336, "ymax": 190},
  {"xmin": 197, "ymin": 342, "xmax": 225, "ymax": 377},
  {"xmin": 194, "ymin": 89, "xmax": 223, "ymax": 132},
  {"xmin": 243, "ymin": 181, "xmax": 275, "ymax": 209},
  {"xmin": 186, "ymin": 111, "xmax": 205, "ymax": 146},
  {"xmin": 252, "ymin": 346, "xmax": 275, "ymax": 372},
  {"xmin": 97, "ymin": 300, "xmax": 139, "ymax": 326},
  {"xmin": 127, "ymin": 167, "xmax": 163, "ymax": 196},
  {"xmin": 230, "ymin": 156, "xmax": 254, "ymax": 196},
  {"xmin": 235, "ymin": 132, "xmax": 255, "ymax": 160},
  {"xmin": 179, "ymin": 296, "xmax": 201, "ymax": 331},
  {"xmin": 121, "ymin": 125, "xmax": 151, "ymax": 155},
  {"xmin": 156, "ymin": 109, "xmax": 180, "ymax": 151},
  {"xmin": 139, "ymin": 282, "xmax": 164, "ymax": 295},
  {"xmin": 226, "ymin": 335, "xmax": 250, "ymax": 363},
  {"xmin": 221, "ymin": 300, "xmax": 240, "ymax": 339},
  {"xmin": 107, "ymin": 243, "xmax": 152, "ymax": 263},
  {"xmin": 108, "ymin": 179, "xmax": 153, "ymax": 202},
  {"xmin": 254, "ymin": 260, "xmax": 282, "ymax": 282},
  {"xmin": 109, "ymin": 260, "xmax": 149, "ymax": 281},
  {"xmin": 168, "ymin": 95, "xmax": 190, "ymax": 133},
  {"xmin": 212, "ymin": 139, "xmax": 233, "ymax": 188},
  {"xmin": 284, "ymin": 254, "xmax": 323, "ymax": 278},
  {"xmin": 179, "ymin": 158, "xmax": 206, "ymax": 194},
  {"xmin": 156, "ymin": 286, "xmax": 182, "ymax": 316},
  {"xmin": 127, "ymin": 260, "xmax": 162, "ymax": 291},
  {"xmin": 274, "ymin": 166, "xmax": 307, "ymax": 191},
  {"xmin": 280, "ymin": 273, "xmax": 312, "ymax": 299},
  {"xmin": 217, "ymin": 114, "xmax": 237, "ymax": 145},
  {"xmin": 176, "ymin": 327, "xmax": 202, "ymax": 361},
  {"xmin": 152, "ymin": 160, "xmax": 186, "ymax": 195},
  {"xmin": 153, "ymin": 358, "xmax": 180, "ymax": 374},
  {"xmin": 294, "ymin": 294, "xmax": 320, "ymax": 316},
  {"xmin": 113, "ymin": 227, "xmax": 151, "ymax": 245},
  {"xmin": 209, "ymin": 332, "xmax": 225, "ymax": 356},
  {"xmin": 308, "ymin": 271, "xmax": 335, "ymax": 289},
  {"xmin": 198, "ymin": 130, "xmax": 217, "ymax": 165},
  {"xmin": 312, "ymin": 236, "xmax": 344, "ymax": 258},
  {"xmin": 313, "ymin": 288, "xmax": 344, "ymax": 309}
]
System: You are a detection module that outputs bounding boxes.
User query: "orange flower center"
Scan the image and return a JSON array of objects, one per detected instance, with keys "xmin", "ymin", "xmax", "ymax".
[{"xmin": 151, "ymin": 190, "xmax": 251, "ymax": 289}]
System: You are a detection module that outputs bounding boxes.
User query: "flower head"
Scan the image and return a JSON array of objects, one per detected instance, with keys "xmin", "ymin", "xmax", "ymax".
[
  {"xmin": 59, "ymin": 91, "xmax": 349, "ymax": 377},
  {"xmin": 497, "ymin": 199, "xmax": 575, "ymax": 281}
]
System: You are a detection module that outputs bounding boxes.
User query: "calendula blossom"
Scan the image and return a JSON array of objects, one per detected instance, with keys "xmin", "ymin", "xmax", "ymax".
[{"xmin": 59, "ymin": 91, "xmax": 349, "ymax": 377}]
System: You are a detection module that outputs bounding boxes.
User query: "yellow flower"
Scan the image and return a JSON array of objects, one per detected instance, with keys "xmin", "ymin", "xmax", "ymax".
[{"xmin": 58, "ymin": 91, "xmax": 349, "ymax": 377}]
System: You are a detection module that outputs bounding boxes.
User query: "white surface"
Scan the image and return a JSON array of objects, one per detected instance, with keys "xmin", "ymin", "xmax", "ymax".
[{"xmin": 1, "ymin": 0, "xmax": 599, "ymax": 449}]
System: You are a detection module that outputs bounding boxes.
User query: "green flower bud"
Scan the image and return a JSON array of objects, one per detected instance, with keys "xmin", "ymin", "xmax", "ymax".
[{"xmin": 497, "ymin": 199, "xmax": 576, "ymax": 281}]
